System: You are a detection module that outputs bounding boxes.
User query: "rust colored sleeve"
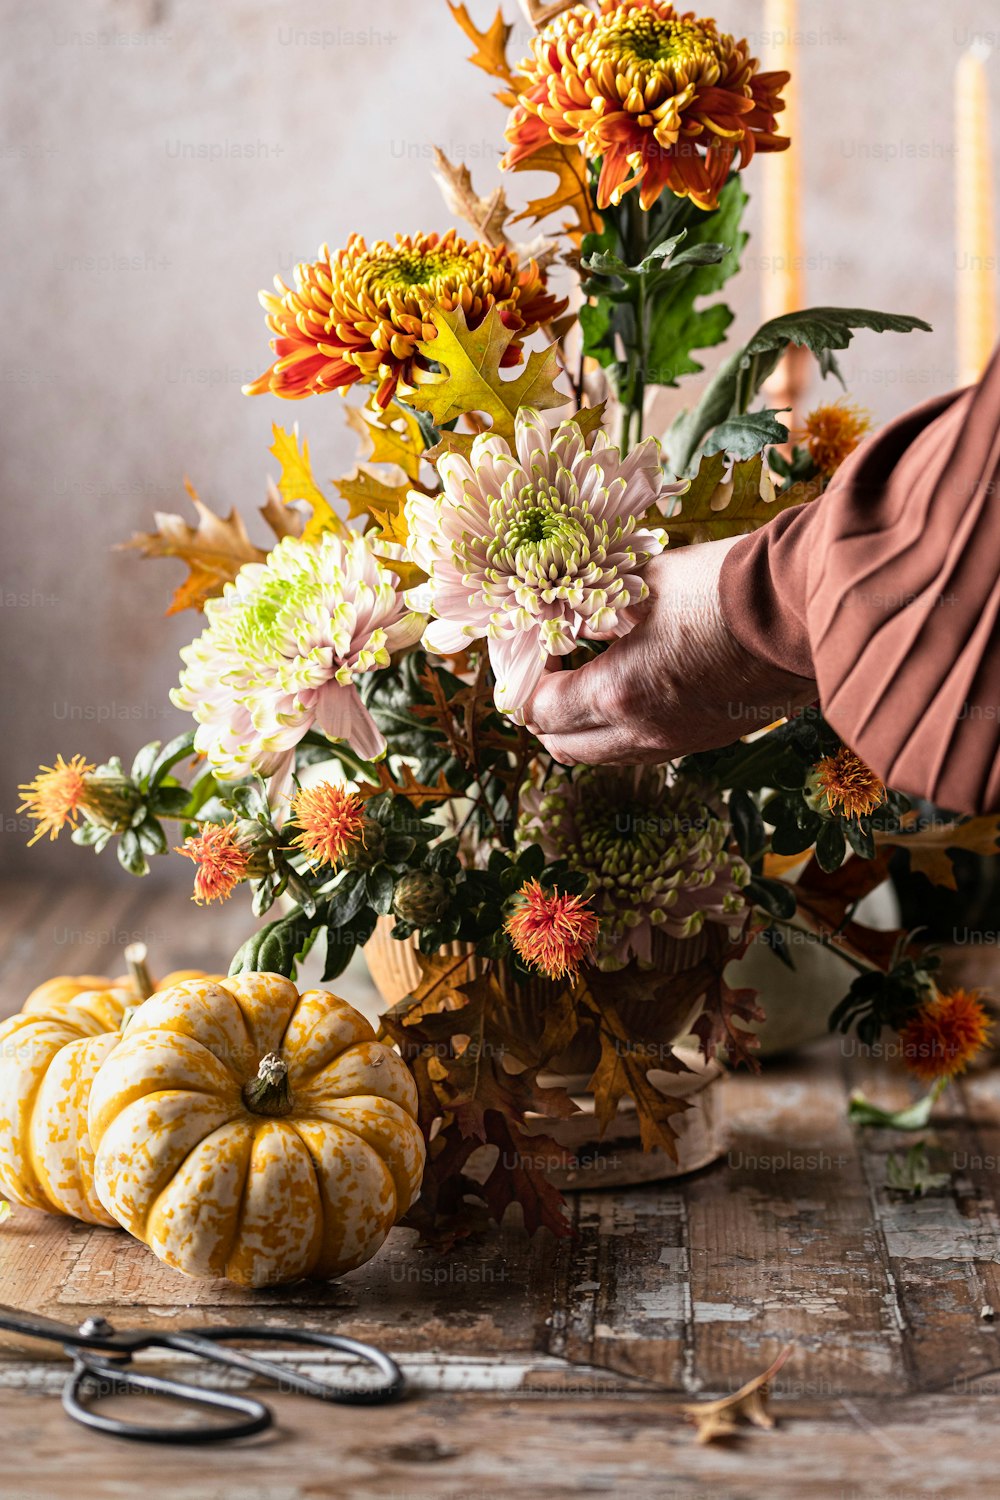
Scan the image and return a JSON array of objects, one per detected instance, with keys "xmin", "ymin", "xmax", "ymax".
[{"xmin": 719, "ymin": 349, "xmax": 1000, "ymax": 813}]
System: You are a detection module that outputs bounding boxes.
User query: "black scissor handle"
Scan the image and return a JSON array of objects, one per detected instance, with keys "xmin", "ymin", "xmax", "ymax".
[
  {"xmin": 64, "ymin": 1353, "xmax": 273, "ymax": 1445},
  {"xmin": 168, "ymin": 1326, "xmax": 406, "ymax": 1406}
]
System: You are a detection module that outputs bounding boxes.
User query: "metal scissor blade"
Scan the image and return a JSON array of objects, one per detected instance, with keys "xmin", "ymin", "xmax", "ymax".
[{"xmin": 0, "ymin": 1303, "xmax": 87, "ymax": 1345}]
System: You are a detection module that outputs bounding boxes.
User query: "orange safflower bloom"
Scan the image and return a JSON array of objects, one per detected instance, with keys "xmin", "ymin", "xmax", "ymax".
[
  {"xmin": 18, "ymin": 754, "xmax": 96, "ymax": 845},
  {"xmin": 288, "ymin": 783, "xmax": 366, "ymax": 868},
  {"xmin": 176, "ymin": 821, "xmax": 249, "ymax": 905},
  {"xmin": 501, "ymin": 1, "xmax": 789, "ymax": 212},
  {"xmin": 243, "ymin": 230, "xmax": 567, "ymax": 409},
  {"xmin": 813, "ymin": 747, "xmax": 886, "ymax": 820},
  {"xmin": 899, "ymin": 989, "xmax": 992, "ymax": 1084},
  {"xmin": 802, "ymin": 401, "xmax": 871, "ymax": 476},
  {"xmin": 505, "ymin": 878, "xmax": 599, "ymax": 981}
]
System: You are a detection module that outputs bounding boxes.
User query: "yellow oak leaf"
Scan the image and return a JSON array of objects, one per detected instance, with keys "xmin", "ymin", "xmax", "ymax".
[
  {"xmin": 118, "ymin": 479, "xmax": 268, "ymax": 615},
  {"xmin": 432, "ymin": 147, "xmax": 511, "ymax": 248},
  {"xmin": 405, "ymin": 305, "xmax": 569, "ymax": 441},
  {"xmin": 661, "ymin": 452, "xmax": 809, "ymax": 546},
  {"xmin": 507, "ymin": 140, "xmax": 603, "ymax": 243},
  {"xmin": 876, "ymin": 815, "xmax": 1000, "ymax": 891},
  {"xmin": 269, "ymin": 424, "xmax": 350, "ymax": 544},
  {"xmin": 682, "ymin": 1346, "xmax": 795, "ymax": 1445},
  {"xmin": 344, "ymin": 400, "xmax": 427, "ymax": 484},
  {"xmin": 334, "ymin": 468, "xmax": 412, "ymax": 526},
  {"xmin": 447, "ymin": 1, "xmax": 514, "ymax": 81}
]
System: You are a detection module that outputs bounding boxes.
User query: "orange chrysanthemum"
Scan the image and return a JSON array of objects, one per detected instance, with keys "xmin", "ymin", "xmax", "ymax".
[
  {"xmin": 802, "ymin": 401, "xmax": 871, "ymax": 476},
  {"xmin": 899, "ymin": 988, "xmax": 992, "ymax": 1084},
  {"xmin": 176, "ymin": 821, "xmax": 249, "ymax": 905},
  {"xmin": 501, "ymin": 1, "xmax": 789, "ymax": 212},
  {"xmin": 813, "ymin": 747, "xmax": 886, "ymax": 820},
  {"xmin": 505, "ymin": 878, "xmax": 599, "ymax": 981},
  {"xmin": 243, "ymin": 230, "xmax": 567, "ymax": 409},
  {"xmin": 288, "ymin": 783, "xmax": 366, "ymax": 868},
  {"xmin": 18, "ymin": 754, "xmax": 96, "ymax": 846}
]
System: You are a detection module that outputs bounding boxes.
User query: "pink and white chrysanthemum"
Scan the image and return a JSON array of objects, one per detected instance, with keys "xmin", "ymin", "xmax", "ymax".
[
  {"xmin": 404, "ymin": 408, "xmax": 680, "ymax": 719},
  {"xmin": 170, "ymin": 533, "xmax": 424, "ymax": 783}
]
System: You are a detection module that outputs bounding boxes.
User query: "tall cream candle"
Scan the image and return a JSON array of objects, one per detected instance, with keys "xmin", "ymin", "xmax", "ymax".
[
  {"xmin": 955, "ymin": 47, "xmax": 998, "ymax": 386},
  {"xmin": 760, "ymin": 0, "xmax": 802, "ymax": 320}
]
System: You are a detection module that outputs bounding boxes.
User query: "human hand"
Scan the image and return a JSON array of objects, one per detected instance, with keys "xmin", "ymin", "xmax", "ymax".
[{"xmin": 523, "ymin": 537, "xmax": 818, "ymax": 765}]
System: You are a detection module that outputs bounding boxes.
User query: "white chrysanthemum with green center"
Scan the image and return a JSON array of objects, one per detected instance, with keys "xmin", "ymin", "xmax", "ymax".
[
  {"xmin": 170, "ymin": 532, "xmax": 424, "ymax": 783},
  {"xmin": 519, "ymin": 764, "xmax": 750, "ymax": 970},
  {"xmin": 405, "ymin": 407, "xmax": 683, "ymax": 718}
]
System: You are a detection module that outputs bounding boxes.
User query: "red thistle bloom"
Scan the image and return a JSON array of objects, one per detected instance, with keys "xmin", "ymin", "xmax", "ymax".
[
  {"xmin": 899, "ymin": 989, "xmax": 992, "ymax": 1084},
  {"xmin": 289, "ymin": 783, "xmax": 366, "ymax": 868},
  {"xmin": 813, "ymin": 747, "xmax": 886, "ymax": 820},
  {"xmin": 505, "ymin": 878, "xmax": 599, "ymax": 981},
  {"xmin": 801, "ymin": 400, "xmax": 871, "ymax": 476},
  {"xmin": 176, "ymin": 821, "xmax": 249, "ymax": 905}
]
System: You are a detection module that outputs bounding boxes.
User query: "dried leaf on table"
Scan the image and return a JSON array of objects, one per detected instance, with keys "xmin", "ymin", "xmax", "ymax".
[
  {"xmin": 875, "ymin": 813, "xmax": 1000, "ymax": 891},
  {"xmin": 686, "ymin": 925, "xmax": 764, "ymax": 1071},
  {"xmin": 118, "ymin": 479, "xmax": 268, "ymax": 615},
  {"xmin": 682, "ymin": 1345, "xmax": 794, "ymax": 1444},
  {"xmin": 432, "ymin": 148, "xmax": 511, "ymax": 247}
]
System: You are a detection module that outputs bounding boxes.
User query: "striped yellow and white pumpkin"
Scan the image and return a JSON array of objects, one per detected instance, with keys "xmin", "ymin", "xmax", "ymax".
[
  {"xmin": 88, "ymin": 973, "xmax": 426, "ymax": 1288},
  {"xmin": 0, "ymin": 967, "xmax": 217, "ymax": 1225}
]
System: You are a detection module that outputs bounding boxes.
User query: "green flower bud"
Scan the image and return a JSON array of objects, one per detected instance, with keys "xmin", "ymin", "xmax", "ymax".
[{"xmin": 392, "ymin": 870, "xmax": 451, "ymax": 927}]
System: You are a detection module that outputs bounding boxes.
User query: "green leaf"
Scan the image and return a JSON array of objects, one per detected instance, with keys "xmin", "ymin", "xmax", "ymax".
[
  {"xmin": 326, "ymin": 869, "xmax": 367, "ymax": 927},
  {"xmin": 117, "ymin": 828, "xmax": 148, "ymax": 877},
  {"xmin": 885, "ymin": 1141, "xmax": 950, "ymax": 1196},
  {"xmin": 642, "ymin": 178, "xmax": 747, "ymax": 388},
  {"xmin": 147, "ymin": 731, "xmax": 197, "ymax": 790},
  {"xmin": 667, "ymin": 305, "xmax": 932, "ymax": 475},
  {"xmin": 580, "ymin": 178, "xmax": 746, "ymax": 391},
  {"xmin": 366, "ymin": 866, "xmax": 396, "ymax": 916},
  {"xmin": 815, "ymin": 819, "xmax": 847, "ymax": 873},
  {"xmin": 130, "ymin": 741, "xmax": 161, "ymax": 786},
  {"xmin": 699, "ymin": 409, "xmax": 789, "ymax": 461},
  {"xmin": 135, "ymin": 817, "xmax": 168, "ymax": 858},
  {"xmin": 848, "ymin": 1084, "xmax": 944, "ymax": 1132},
  {"xmin": 747, "ymin": 876, "xmax": 797, "ymax": 920},
  {"xmin": 729, "ymin": 789, "xmax": 766, "ymax": 865}
]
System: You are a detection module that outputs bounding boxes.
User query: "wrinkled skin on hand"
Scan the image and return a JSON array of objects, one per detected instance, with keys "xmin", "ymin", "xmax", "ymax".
[{"xmin": 524, "ymin": 538, "xmax": 818, "ymax": 766}]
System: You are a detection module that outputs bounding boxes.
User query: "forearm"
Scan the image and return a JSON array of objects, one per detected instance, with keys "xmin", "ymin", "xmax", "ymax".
[{"xmin": 719, "ymin": 352, "xmax": 1000, "ymax": 813}]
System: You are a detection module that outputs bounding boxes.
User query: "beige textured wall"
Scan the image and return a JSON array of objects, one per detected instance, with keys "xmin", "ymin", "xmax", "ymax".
[{"xmin": 3, "ymin": 0, "xmax": 999, "ymax": 881}]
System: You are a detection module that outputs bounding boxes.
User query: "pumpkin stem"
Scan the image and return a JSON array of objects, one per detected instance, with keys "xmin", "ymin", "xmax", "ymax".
[
  {"xmin": 243, "ymin": 1053, "xmax": 294, "ymax": 1117},
  {"xmin": 124, "ymin": 942, "xmax": 155, "ymax": 1001}
]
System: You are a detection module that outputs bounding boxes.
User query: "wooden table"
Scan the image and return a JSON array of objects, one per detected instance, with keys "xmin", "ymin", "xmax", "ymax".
[{"xmin": 1, "ymin": 875, "xmax": 998, "ymax": 1498}]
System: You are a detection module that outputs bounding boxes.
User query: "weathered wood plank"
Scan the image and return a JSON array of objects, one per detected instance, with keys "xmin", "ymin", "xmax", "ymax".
[
  {"xmin": 843, "ymin": 1043, "xmax": 1000, "ymax": 1391},
  {"xmin": 685, "ymin": 1045, "xmax": 906, "ymax": 1397},
  {"xmin": 0, "ymin": 1389, "xmax": 992, "ymax": 1499}
]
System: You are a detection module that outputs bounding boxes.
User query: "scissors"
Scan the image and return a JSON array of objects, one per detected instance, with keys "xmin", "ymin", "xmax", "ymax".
[{"xmin": 0, "ymin": 1302, "xmax": 404, "ymax": 1444}]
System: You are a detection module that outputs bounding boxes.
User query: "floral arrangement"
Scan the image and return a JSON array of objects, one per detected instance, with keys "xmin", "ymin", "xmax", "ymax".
[{"xmin": 20, "ymin": 1, "xmax": 999, "ymax": 1240}]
